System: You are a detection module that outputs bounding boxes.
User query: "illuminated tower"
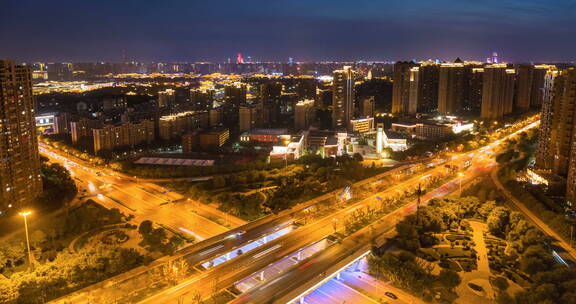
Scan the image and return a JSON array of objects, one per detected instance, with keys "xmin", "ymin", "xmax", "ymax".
[
  {"xmin": 236, "ymin": 53, "xmax": 244, "ymax": 64},
  {"xmin": 0, "ymin": 60, "xmax": 43, "ymax": 211}
]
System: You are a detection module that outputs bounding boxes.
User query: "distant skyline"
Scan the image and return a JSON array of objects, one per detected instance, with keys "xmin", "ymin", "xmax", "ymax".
[{"xmin": 1, "ymin": 0, "xmax": 576, "ymax": 63}]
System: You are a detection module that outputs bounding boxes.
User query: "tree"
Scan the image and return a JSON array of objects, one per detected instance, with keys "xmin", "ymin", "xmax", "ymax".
[
  {"xmin": 438, "ymin": 269, "xmax": 461, "ymax": 291},
  {"xmin": 492, "ymin": 276, "xmax": 509, "ymax": 292},
  {"xmin": 211, "ymin": 176, "xmax": 226, "ymax": 189},
  {"xmin": 30, "ymin": 230, "xmax": 47, "ymax": 247},
  {"xmin": 138, "ymin": 220, "xmax": 153, "ymax": 236},
  {"xmin": 487, "ymin": 206, "xmax": 510, "ymax": 237}
]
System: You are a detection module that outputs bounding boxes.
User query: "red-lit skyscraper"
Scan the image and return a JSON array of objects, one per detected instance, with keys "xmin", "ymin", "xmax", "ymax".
[{"xmin": 236, "ymin": 53, "xmax": 244, "ymax": 64}]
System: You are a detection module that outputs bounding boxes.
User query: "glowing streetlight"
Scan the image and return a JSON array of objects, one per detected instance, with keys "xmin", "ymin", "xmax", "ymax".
[
  {"xmin": 458, "ymin": 172, "xmax": 465, "ymax": 196},
  {"xmin": 19, "ymin": 211, "xmax": 33, "ymax": 268}
]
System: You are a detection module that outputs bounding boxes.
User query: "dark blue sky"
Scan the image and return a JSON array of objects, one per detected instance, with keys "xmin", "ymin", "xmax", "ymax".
[{"xmin": 1, "ymin": 0, "xmax": 575, "ymax": 62}]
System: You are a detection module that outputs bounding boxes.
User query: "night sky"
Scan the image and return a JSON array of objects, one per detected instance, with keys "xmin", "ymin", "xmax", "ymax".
[{"xmin": 1, "ymin": 0, "xmax": 575, "ymax": 63}]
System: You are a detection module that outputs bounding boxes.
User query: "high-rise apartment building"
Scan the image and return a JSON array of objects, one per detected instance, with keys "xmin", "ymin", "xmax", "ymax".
[
  {"xmin": 332, "ymin": 66, "xmax": 355, "ymax": 129},
  {"xmin": 239, "ymin": 103, "xmax": 263, "ymax": 133},
  {"xmin": 536, "ymin": 69, "xmax": 560, "ymax": 170},
  {"xmin": 468, "ymin": 68, "xmax": 484, "ymax": 112},
  {"xmin": 190, "ymin": 87, "xmax": 214, "ymax": 111},
  {"xmin": 294, "ymin": 99, "xmax": 315, "ymax": 131},
  {"xmin": 361, "ymin": 97, "xmax": 375, "ymax": 118},
  {"xmin": 0, "ymin": 60, "xmax": 43, "ymax": 210},
  {"xmin": 392, "ymin": 61, "xmax": 439, "ymax": 114},
  {"xmin": 516, "ymin": 64, "xmax": 556, "ymax": 112},
  {"xmin": 158, "ymin": 89, "xmax": 176, "ymax": 108},
  {"xmin": 535, "ymin": 68, "xmax": 576, "ymax": 202},
  {"xmin": 70, "ymin": 118, "xmax": 102, "ymax": 143},
  {"xmin": 222, "ymin": 83, "xmax": 246, "ymax": 126},
  {"xmin": 92, "ymin": 120, "xmax": 155, "ymax": 153},
  {"xmin": 260, "ymin": 82, "xmax": 282, "ymax": 126},
  {"xmin": 418, "ymin": 63, "xmax": 440, "ymax": 113},
  {"xmin": 392, "ymin": 62, "xmax": 418, "ymax": 114},
  {"xmin": 438, "ymin": 62, "xmax": 466, "ymax": 114},
  {"xmin": 159, "ymin": 111, "xmax": 209, "ymax": 140},
  {"xmin": 481, "ymin": 64, "xmax": 516, "ymax": 119}
]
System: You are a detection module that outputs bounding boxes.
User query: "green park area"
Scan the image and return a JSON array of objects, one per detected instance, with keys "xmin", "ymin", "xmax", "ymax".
[
  {"xmin": 368, "ymin": 184, "xmax": 576, "ymax": 304},
  {"xmin": 162, "ymin": 154, "xmax": 389, "ymax": 221},
  {"xmin": 0, "ymin": 161, "xmax": 185, "ymax": 303}
]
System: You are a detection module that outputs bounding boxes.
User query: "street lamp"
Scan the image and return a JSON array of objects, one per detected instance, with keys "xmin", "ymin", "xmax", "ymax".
[
  {"xmin": 458, "ymin": 172, "xmax": 465, "ymax": 196},
  {"xmin": 19, "ymin": 211, "xmax": 33, "ymax": 269}
]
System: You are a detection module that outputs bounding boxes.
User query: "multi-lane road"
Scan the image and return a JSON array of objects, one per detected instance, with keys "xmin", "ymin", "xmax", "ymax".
[
  {"xmin": 41, "ymin": 144, "xmax": 237, "ymax": 242},
  {"xmin": 46, "ymin": 115, "xmax": 544, "ymax": 304},
  {"xmin": 232, "ymin": 120, "xmax": 541, "ymax": 304}
]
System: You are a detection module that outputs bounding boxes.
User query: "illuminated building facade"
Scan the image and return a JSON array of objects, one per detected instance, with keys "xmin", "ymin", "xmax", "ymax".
[
  {"xmin": 392, "ymin": 61, "xmax": 439, "ymax": 114},
  {"xmin": 0, "ymin": 60, "xmax": 42, "ymax": 210},
  {"xmin": 392, "ymin": 61, "xmax": 418, "ymax": 114},
  {"xmin": 294, "ymin": 99, "xmax": 315, "ymax": 131},
  {"xmin": 159, "ymin": 111, "xmax": 209, "ymax": 140},
  {"xmin": 239, "ymin": 103, "xmax": 263, "ymax": 133},
  {"xmin": 536, "ymin": 69, "xmax": 559, "ymax": 170},
  {"xmin": 158, "ymin": 89, "xmax": 175, "ymax": 108},
  {"xmin": 182, "ymin": 128, "xmax": 230, "ymax": 152},
  {"xmin": 190, "ymin": 87, "xmax": 214, "ymax": 111},
  {"xmin": 93, "ymin": 120, "xmax": 155, "ymax": 153},
  {"xmin": 70, "ymin": 118, "xmax": 101, "ymax": 143},
  {"xmin": 516, "ymin": 65, "xmax": 556, "ymax": 111},
  {"xmin": 481, "ymin": 64, "xmax": 515, "ymax": 119},
  {"xmin": 350, "ymin": 117, "xmax": 374, "ymax": 134},
  {"xmin": 361, "ymin": 97, "xmax": 374, "ymax": 118},
  {"xmin": 332, "ymin": 66, "xmax": 355, "ymax": 130},
  {"xmin": 438, "ymin": 62, "xmax": 466, "ymax": 114}
]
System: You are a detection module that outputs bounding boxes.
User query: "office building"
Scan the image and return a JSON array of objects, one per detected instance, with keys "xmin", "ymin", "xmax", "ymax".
[
  {"xmin": 294, "ymin": 99, "xmax": 315, "ymax": 131},
  {"xmin": 481, "ymin": 64, "xmax": 515, "ymax": 119},
  {"xmin": 182, "ymin": 128, "xmax": 230, "ymax": 152},
  {"xmin": 350, "ymin": 117, "xmax": 374, "ymax": 133},
  {"xmin": 0, "ymin": 60, "xmax": 42, "ymax": 210},
  {"xmin": 332, "ymin": 66, "xmax": 355, "ymax": 129}
]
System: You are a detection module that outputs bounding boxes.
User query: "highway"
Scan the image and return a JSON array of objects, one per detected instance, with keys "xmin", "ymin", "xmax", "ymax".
[
  {"xmin": 138, "ymin": 160, "xmax": 458, "ymax": 303},
  {"xmin": 47, "ymin": 115, "xmax": 540, "ymax": 304},
  {"xmin": 48, "ymin": 143, "xmax": 435, "ymax": 303},
  {"xmin": 226, "ymin": 119, "xmax": 541, "ymax": 304}
]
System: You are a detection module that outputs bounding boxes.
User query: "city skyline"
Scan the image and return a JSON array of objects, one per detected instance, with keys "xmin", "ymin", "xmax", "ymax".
[{"xmin": 2, "ymin": 0, "xmax": 576, "ymax": 63}]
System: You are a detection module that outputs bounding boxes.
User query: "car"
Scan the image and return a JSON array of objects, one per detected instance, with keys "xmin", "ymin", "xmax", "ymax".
[
  {"xmin": 384, "ymin": 292, "xmax": 398, "ymax": 299},
  {"xmin": 236, "ymin": 230, "xmax": 247, "ymax": 237}
]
